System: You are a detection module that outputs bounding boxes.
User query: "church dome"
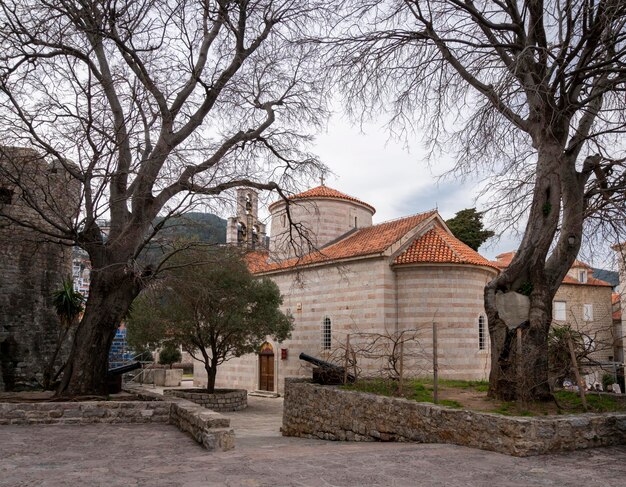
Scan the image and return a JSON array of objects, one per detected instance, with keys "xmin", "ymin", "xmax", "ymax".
[
  {"xmin": 268, "ymin": 184, "xmax": 375, "ymax": 258},
  {"xmin": 269, "ymin": 185, "xmax": 376, "ymax": 214}
]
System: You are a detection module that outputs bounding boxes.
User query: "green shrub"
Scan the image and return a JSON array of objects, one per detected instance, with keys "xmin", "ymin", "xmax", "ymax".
[{"xmin": 158, "ymin": 343, "xmax": 182, "ymax": 368}]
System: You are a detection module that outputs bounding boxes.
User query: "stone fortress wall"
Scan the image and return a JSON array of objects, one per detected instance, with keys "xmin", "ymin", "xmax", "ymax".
[{"xmin": 0, "ymin": 147, "xmax": 78, "ymax": 390}]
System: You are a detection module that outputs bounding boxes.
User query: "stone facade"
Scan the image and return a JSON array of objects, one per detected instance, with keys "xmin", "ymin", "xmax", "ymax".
[
  {"xmin": 553, "ymin": 282, "xmax": 615, "ymax": 382},
  {"xmin": 0, "ymin": 147, "xmax": 79, "ymax": 390},
  {"xmin": 282, "ymin": 379, "xmax": 626, "ymax": 457}
]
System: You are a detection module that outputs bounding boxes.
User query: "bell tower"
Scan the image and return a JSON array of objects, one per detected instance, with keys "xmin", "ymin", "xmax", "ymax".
[{"xmin": 226, "ymin": 189, "xmax": 266, "ymax": 249}]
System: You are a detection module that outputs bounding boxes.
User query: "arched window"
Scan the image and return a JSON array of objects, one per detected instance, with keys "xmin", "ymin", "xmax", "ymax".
[
  {"xmin": 322, "ymin": 316, "xmax": 332, "ymax": 350},
  {"xmin": 478, "ymin": 315, "xmax": 486, "ymax": 350}
]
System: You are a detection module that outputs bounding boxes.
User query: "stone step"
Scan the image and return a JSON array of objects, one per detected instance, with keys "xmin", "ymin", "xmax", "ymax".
[{"xmin": 248, "ymin": 390, "xmax": 281, "ymax": 398}]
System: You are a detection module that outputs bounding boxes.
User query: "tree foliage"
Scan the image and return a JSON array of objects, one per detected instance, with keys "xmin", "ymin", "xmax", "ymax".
[
  {"xmin": 445, "ymin": 208, "xmax": 494, "ymax": 251},
  {"xmin": 128, "ymin": 247, "xmax": 293, "ymax": 392}
]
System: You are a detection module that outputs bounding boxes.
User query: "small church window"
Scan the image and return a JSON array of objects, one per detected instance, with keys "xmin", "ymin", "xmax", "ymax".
[
  {"xmin": 322, "ymin": 316, "xmax": 332, "ymax": 350},
  {"xmin": 478, "ymin": 315, "xmax": 486, "ymax": 350}
]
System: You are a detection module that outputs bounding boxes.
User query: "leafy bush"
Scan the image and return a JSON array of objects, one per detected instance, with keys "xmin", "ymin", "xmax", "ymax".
[{"xmin": 158, "ymin": 343, "xmax": 182, "ymax": 368}]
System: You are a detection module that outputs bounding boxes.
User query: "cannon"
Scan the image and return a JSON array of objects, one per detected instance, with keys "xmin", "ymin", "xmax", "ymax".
[
  {"xmin": 107, "ymin": 361, "xmax": 142, "ymax": 393},
  {"xmin": 299, "ymin": 352, "xmax": 355, "ymax": 385}
]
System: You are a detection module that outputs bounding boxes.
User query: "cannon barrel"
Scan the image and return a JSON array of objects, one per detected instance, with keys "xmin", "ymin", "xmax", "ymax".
[
  {"xmin": 299, "ymin": 352, "xmax": 355, "ymax": 384},
  {"xmin": 299, "ymin": 352, "xmax": 342, "ymax": 370},
  {"xmin": 107, "ymin": 361, "xmax": 142, "ymax": 377}
]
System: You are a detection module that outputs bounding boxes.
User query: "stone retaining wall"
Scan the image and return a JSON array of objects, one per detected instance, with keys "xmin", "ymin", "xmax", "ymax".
[
  {"xmin": 164, "ymin": 388, "xmax": 247, "ymax": 412},
  {"xmin": 282, "ymin": 379, "xmax": 626, "ymax": 457},
  {"xmin": 0, "ymin": 389, "xmax": 234, "ymax": 451},
  {"xmin": 0, "ymin": 400, "xmax": 171, "ymax": 425}
]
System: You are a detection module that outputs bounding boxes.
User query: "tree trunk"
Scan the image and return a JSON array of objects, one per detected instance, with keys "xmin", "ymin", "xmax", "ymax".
[
  {"xmin": 56, "ymin": 267, "xmax": 141, "ymax": 397},
  {"xmin": 205, "ymin": 363, "xmax": 217, "ymax": 393},
  {"xmin": 485, "ymin": 141, "xmax": 585, "ymax": 402}
]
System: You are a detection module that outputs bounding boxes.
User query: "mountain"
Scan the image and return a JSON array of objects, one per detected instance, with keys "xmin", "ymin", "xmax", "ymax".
[{"xmin": 157, "ymin": 212, "xmax": 227, "ymax": 244}]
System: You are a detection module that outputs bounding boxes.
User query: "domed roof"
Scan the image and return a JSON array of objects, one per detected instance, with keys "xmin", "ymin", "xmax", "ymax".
[{"xmin": 269, "ymin": 185, "xmax": 376, "ymax": 214}]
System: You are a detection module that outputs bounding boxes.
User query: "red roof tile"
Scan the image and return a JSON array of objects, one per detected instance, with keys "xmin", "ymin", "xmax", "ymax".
[
  {"xmin": 268, "ymin": 185, "xmax": 376, "ymax": 213},
  {"xmin": 495, "ymin": 251, "xmax": 591, "ymax": 270},
  {"xmin": 613, "ymin": 292, "xmax": 621, "ymax": 306},
  {"xmin": 494, "ymin": 252, "xmax": 610, "ymax": 286},
  {"xmin": 394, "ymin": 226, "xmax": 498, "ymax": 269},
  {"xmin": 249, "ymin": 211, "xmax": 437, "ymax": 273}
]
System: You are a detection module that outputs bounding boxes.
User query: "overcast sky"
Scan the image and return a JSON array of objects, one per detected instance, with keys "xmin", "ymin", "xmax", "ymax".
[
  {"xmin": 253, "ymin": 111, "xmax": 617, "ymax": 270},
  {"xmin": 310, "ymin": 113, "xmax": 521, "ymax": 262}
]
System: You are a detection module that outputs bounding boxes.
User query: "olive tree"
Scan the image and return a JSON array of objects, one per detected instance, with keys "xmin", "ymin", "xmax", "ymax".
[
  {"xmin": 0, "ymin": 0, "xmax": 326, "ymax": 396},
  {"xmin": 328, "ymin": 0, "xmax": 626, "ymax": 400},
  {"xmin": 128, "ymin": 247, "xmax": 293, "ymax": 392}
]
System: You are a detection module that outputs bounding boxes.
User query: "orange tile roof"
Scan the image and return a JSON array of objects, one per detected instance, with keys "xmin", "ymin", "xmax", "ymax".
[
  {"xmin": 613, "ymin": 292, "xmax": 621, "ymax": 306},
  {"xmin": 249, "ymin": 211, "xmax": 437, "ymax": 273},
  {"xmin": 494, "ymin": 251, "xmax": 610, "ymax": 286},
  {"xmin": 268, "ymin": 185, "xmax": 376, "ymax": 213},
  {"xmin": 393, "ymin": 226, "xmax": 498, "ymax": 269},
  {"xmin": 561, "ymin": 275, "xmax": 612, "ymax": 287},
  {"xmin": 495, "ymin": 251, "xmax": 591, "ymax": 270}
]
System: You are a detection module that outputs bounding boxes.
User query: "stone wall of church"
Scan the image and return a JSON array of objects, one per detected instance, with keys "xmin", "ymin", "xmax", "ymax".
[
  {"xmin": 0, "ymin": 147, "xmax": 77, "ymax": 390},
  {"xmin": 394, "ymin": 264, "xmax": 497, "ymax": 380},
  {"xmin": 196, "ymin": 258, "xmax": 498, "ymax": 391},
  {"xmin": 269, "ymin": 199, "xmax": 374, "ymax": 259},
  {"xmin": 196, "ymin": 258, "xmax": 396, "ymax": 393}
]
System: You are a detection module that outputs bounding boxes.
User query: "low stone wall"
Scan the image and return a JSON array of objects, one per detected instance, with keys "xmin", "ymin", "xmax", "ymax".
[
  {"xmin": 0, "ymin": 400, "xmax": 170, "ymax": 425},
  {"xmin": 164, "ymin": 388, "xmax": 247, "ymax": 412},
  {"xmin": 282, "ymin": 379, "xmax": 626, "ymax": 457},
  {"xmin": 0, "ymin": 389, "xmax": 234, "ymax": 452}
]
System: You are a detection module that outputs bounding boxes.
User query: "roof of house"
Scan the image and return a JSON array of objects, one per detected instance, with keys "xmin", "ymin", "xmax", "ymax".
[
  {"xmin": 491, "ymin": 252, "xmax": 611, "ymax": 287},
  {"xmin": 494, "ymin": 251, "xmax": 591, "ymax": 270},
  {"xmin": 247, "ymin": 211, "xmax": 497, "ymax": 274},
  {"xmin": 393, "ymin": 225, "xmax": 498, "ymax": 269},
  {"xmin": 268, "ymin": 185, "xmax": 376, "ymax": 214}
]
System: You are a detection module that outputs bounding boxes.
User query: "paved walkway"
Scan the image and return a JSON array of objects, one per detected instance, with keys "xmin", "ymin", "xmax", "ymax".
[{"xmin": 2, "ymin": 396, "xmax": 626, "ymax": 486}]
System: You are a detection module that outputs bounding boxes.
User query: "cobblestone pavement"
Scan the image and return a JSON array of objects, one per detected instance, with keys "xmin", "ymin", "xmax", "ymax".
[{"xmin": 2, "ymin": 396, "xmax": 626, "ymax": 487}]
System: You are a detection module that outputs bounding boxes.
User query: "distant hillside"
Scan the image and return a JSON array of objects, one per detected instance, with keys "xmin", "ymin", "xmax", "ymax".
[
  {"xmin": 157, "ymin": 212, "xmax": 227, "ymax": 244},
  {"xmin": 591, "ymin": 268, "xmax": 620, "ymax": 288}
]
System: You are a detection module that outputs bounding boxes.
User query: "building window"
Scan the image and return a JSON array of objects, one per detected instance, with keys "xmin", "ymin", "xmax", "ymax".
[
  {"xmin": 478, "ymin": 315, "xmax": 486, "ymax": 350},
  {"xmin": 583, "ymin": 304, "xmax": 593, "ymax": 321},
  {"xmin": 554, "ymin": 301, "xmax": 567, "ymax": 321},
  {"xmin": 578, "ymin": 270, "xmax": 587, "ymax": 283},
  {"xmin": 322, "ymin": 316, "xmax": 331, "ymax": 350}
]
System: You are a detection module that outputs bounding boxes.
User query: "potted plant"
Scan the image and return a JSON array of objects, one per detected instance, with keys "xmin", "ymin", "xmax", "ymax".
[{"xmin": 153, "ymin": 343, "xmax": 183, "ymax": 387}]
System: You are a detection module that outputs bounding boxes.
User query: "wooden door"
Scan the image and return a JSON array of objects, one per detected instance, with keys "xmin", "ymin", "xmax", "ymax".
[{"xmin": 259, "ymin": 352, "xmax": 274, "ymax": 391}]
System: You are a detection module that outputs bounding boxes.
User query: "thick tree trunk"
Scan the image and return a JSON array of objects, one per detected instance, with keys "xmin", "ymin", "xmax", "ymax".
[
  {"xmin": 485, "ymin": 140, "xmax": 587, "ymax": 402},
  {"xmin": 56, "ymin": 267, "xmax": 141, "ymax": 397}
]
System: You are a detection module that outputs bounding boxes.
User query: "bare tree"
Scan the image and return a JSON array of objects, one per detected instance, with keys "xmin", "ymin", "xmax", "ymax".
[
  {"xmin": 327, "ymin": 0, "xmax": 626, "ymax": 400},
  {"xmin": 0, "ymin": 0, "xmax": 327, "ymax": 396}
]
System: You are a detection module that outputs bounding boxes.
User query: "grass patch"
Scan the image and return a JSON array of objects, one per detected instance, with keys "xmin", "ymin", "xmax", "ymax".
[
  {"xmin": 554, "ymin": 390, "xmax": 625, "ymax": 413},
  {"xmin": 342, "ymin": 379, "xmax": 463, "ymax": 408},
  {"xmin": 341, "ymin": 378, "xmax": 626, "ymax": 416}
]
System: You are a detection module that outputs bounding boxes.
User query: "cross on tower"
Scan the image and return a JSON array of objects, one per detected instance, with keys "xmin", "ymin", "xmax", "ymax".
[{"xmin": 320, "ymin": 175, "xmax": 325, "ymax": 186}]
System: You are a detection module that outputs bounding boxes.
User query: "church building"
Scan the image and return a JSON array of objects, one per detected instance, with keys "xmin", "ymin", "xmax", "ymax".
[{"xmin": 195, "ymin": 185, "xmax": 500, "ymax": 392}]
